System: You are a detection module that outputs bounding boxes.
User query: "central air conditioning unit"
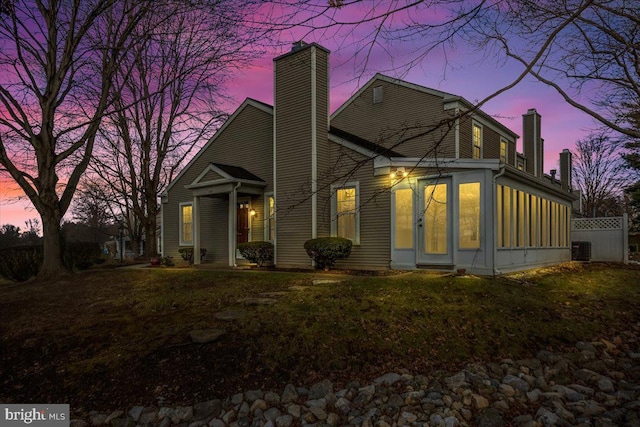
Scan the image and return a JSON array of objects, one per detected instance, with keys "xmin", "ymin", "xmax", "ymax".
[{"xmin": 571, "ymin": 241, "xmax": 592, "ymax": 261}]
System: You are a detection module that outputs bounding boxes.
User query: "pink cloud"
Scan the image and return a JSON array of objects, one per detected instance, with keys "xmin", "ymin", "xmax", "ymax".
[
  {"xmin": 1, "ymin": 4, "xmax": 606, "ymax": 227},
  {"xmin": 0, "ymin": 180, "xmax": 37, "ymax": 227}
]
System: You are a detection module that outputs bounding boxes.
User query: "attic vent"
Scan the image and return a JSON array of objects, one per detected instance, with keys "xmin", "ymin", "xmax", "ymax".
[{"xmin": 373, "ymin": 86, "xmax": 383, "ymax": 104}]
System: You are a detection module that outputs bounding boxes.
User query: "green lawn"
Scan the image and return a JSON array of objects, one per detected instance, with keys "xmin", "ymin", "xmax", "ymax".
[{"xmin": 1, "ymin": 263, "xmax": 638, "ymax": 410}]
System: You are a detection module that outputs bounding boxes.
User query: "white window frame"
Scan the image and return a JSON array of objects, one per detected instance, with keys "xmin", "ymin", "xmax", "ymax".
[
  {"xmin": 264, "ymin": 193, "xmax": 275, "ymax": 242},
  {"xmin": 500, "ymin": 138, "xmax": 508, "ymax": 164},
  {"xmin": 179, "ymin": 202, "xmax": 193, "ymax": 246},
  {"xmin": 393, "ymin": 188, "xmax": 414, "ymax": 250},
  {"xmin": 458, "ymin": 181, "xmax": 481, "ymax": 249},
  {"xmin": 472, "ymin": 121, "xmax": 483, "ymax": 159},
  {"xmin": 331, "ymin": 181, "xmax": 360, "ymax": 245}
]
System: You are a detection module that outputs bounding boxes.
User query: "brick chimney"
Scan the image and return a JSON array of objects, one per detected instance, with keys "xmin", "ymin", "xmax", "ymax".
[{"xmin": 523, "ymin": 109, "xmax": 543, "ymax": 178}]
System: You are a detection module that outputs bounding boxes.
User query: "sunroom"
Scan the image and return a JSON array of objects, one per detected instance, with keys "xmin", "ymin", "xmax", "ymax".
[{"xmin": 387, "ymin": 159, "xmax": 574, "ymax": 274}]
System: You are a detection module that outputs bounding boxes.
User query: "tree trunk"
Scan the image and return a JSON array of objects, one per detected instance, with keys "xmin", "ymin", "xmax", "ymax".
[
  {"xmin": 37, "ymin": 211, "xmax": 68, "ymax": 280},
  {"xmin": 144, "ymin": 195, "xmax": 158, "ymax": 257},
  {"xmin": 144, "ymin": 215, "xmax": 158, "ymax": 257}
]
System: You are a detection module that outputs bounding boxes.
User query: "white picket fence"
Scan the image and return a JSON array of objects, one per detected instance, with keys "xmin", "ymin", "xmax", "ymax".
[{"xmin": 571, "ymin": 214, "xmax": 628, "ymax": 263}]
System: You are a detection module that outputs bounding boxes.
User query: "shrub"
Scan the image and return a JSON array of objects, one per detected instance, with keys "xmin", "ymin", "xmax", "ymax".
[
  {"xmin": 237, "ymin": 241, "xmax": 274, "ymax": 267},
  {"xmin": 304, "ymin": 237, "xmax": 352, "ymax": 270},
  {"xmin": 161, "ymin": 256, "xmax": 175, "ymax": 267},
  {"xmin": 0, "ymin": 245, "xmax": 42, "ymax": 282},
  {"xmin": 0, "ymin": 241, "xmax": 103, "ymax": 282},
  {"xmin": 63, "ymin": 241, "xmax": 102, "ymax": 270},
  {"xmin": 178, "ymin": 247, "xmax": 207, "ymax": 264}
]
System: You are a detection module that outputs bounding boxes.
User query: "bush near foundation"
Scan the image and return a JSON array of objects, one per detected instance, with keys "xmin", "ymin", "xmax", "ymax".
[
  {"xmin": 237, "ymin": 241, "xmax": 274, "ymax": 267},
  {"xmin": 304, "ymin": 237, "xmax": 352, "ymax": 270},
  {"xmin": 178, "ymin": 247, "xmax": 207, "ymax": 265}
]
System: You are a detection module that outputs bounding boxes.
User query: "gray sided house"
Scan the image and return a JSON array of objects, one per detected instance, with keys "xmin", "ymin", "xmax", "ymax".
[{"xmin": 162, "ymin": 42, "xmax": 577, "ymax": 274}]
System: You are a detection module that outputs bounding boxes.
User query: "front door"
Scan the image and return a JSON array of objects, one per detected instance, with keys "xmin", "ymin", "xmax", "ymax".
[
  {"xmin": 417, "ymin": 179, "xmax": 453, "ymax": 266},
  {"xmin": 237, "ymin": 201, "xmax": 250, "ymax": 244}
]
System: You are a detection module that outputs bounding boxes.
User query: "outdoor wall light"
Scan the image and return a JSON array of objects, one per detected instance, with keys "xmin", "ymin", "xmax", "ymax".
[
  {"xmin": 249, "ymin": 209, "xmax": 257, "ymax": 217},
  {"xmin": 390, "ymin": 167, "xmax": 408, "ymax": 179}
]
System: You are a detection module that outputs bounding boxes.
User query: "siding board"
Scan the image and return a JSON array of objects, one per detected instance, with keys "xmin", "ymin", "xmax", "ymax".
[
  {"xmin": 331, "ymin": 80, "xmax": 457, "ymax": 158},
  {"xmin": 163, "ymin": 103, "xmax": 273, "ymax": 264},
  {"xmin": 328, "ymin": 145, "xmax": 391, "ymax": 269},
  {"xmin": 274, "ymin": 45, "xmax": 329, "ymax": 268}
]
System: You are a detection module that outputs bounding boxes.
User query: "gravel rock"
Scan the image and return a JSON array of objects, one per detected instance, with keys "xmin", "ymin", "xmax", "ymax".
[{"xmin": 71, "ymin": 333, "xmax": 640, "ymax": 427}]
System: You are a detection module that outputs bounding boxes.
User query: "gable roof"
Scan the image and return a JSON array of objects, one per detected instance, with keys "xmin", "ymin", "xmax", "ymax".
[
  {"xmin": 163, "ymin": 98, "xmax": 273, "ymax": 196},
  {"xmin": 331, "ymin": 73, "xmax": 455, "ymax": 120},
  {"xmin": 329, "ymin": 126, "xmax": 404, "ymax": 158},
  {"xmin": 211, "ymin": 163, "xmax": 265, "ymax": 182},
  {"xmin": 331, "ymin": 73, "xmax": 519, "ymax": 141}
]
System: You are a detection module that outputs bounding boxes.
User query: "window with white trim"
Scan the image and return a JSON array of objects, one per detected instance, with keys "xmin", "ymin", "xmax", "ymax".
[
  {"xmin": 497, "ymin": 184, "xmax": 511, "ymax": 248},
  {"xmin": 459, "ymin": 182, "xmax": 480, "ymax": 249},
  {"xmin": 394, "ymin": 188, "xmax": 413, "ymax": 249},
  {"xmin": 332, "ymin": 183, "xmax": 360, "ymax": 243},
  {"xmin": 265, "ymin": 194, "xmax": 275, "ymax": 241},
  {"xmin": 472, "ymin": 123, "xmax": 483, "ymax": 159},
  {"xmin": 179, "ymin": 203, "xmax": 193, "ymax": 245},
  {"xmin": 500, "ymin": 139, "xmax": 507, "ymax": 163}
]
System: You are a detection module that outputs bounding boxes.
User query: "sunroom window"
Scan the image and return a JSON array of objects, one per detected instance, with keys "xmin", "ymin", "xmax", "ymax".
[{"xmin": 459, "ymin": 182, "xmax": 480, "ymax": 249}]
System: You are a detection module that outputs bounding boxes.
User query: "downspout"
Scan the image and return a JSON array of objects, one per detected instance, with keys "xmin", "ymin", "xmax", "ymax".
[{"xmin": 492, "ymin": 164, "xmax": 507, "ymax": 276}]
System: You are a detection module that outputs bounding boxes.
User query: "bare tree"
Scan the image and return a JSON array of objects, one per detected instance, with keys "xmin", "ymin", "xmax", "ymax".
[
  {"xmin": 0, "ymin": 224, "xmax": 21, "ymax": 249},
  {"xmin": 71, "ymin": 181, "xmax": 118, "ymax": 243},
  {"xmin": 573, "ymin": 133, "xmax": 630, "ymax": 217},
  {"xmin": 90, "ymin": 0, "xmax": 257, "ymax": 257},
  {"xmin": 622, "ymin": 104, "xmax": 640, "ymax": 229},
  {"xmin": 258, "ymin": 0, "xmax": 640, "ymax": 140},
  {"xmin": 0, "ymin": 0, "xmax": 152, "ymax": 278}
]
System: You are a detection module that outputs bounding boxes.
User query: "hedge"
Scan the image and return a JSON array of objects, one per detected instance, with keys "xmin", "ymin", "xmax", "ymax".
[
  {"xmin": 0, "ymin": 241, "xmax": 103, "ymax": 282},
  {"xmin": 303, "ymin": 237, "xmax": 352, "ymax": 270},
  {"xmin": 237, "ymin": 241, "xmax": 274, "ymax": 267},
  {"xmin": 178, "ymin": 247, "xmax": 207, "ymax": 264}
]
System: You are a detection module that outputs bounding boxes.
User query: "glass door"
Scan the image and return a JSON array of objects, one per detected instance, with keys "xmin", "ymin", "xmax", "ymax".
[{"xmin": 418, "ymin": 179, "xmax": 452, "ymax": 265}]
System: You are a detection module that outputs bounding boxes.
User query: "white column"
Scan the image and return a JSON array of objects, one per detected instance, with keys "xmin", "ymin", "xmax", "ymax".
[
  {"xmin": 193, "ymin": 196, "xmax": 201, "ymax": 265},
  {"xmin": 228, "ymin": 187, "xmax": 238, "ymax": 266}
]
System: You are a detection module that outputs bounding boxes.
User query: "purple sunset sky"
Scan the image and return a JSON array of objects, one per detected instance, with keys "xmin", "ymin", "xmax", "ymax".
[{"xmin": 0, "ymin": 6, "xmax": 598, "ymax": 229}]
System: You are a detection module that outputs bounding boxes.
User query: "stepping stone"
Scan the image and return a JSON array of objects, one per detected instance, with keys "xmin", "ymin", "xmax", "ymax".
[
  {"xmin": 312, "ymin": 279, "xmax": 342, "ymax": 285},
  {"xmin": 288, "ymin": 285, "xmax": 308, "ymax": 291},
  {"xmin": 237, "ymin": 297, "xmax": 277, "ymax": 305},
  {"xmin": 189, "ymin": 329, "xmax": 225, "ymax": 343},
  {"xmin": 213, "ymin": 310, "xmax": 247, "ymax": 321},
  {"xmin": 260, "ymin": 292, "xmax": 289, "ymax": 298}
]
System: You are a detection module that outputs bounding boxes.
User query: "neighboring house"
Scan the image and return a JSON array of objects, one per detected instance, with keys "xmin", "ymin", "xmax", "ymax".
[{"xmin": 161, "ymin": 41, "xmax": 577, "ymax": 274}]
